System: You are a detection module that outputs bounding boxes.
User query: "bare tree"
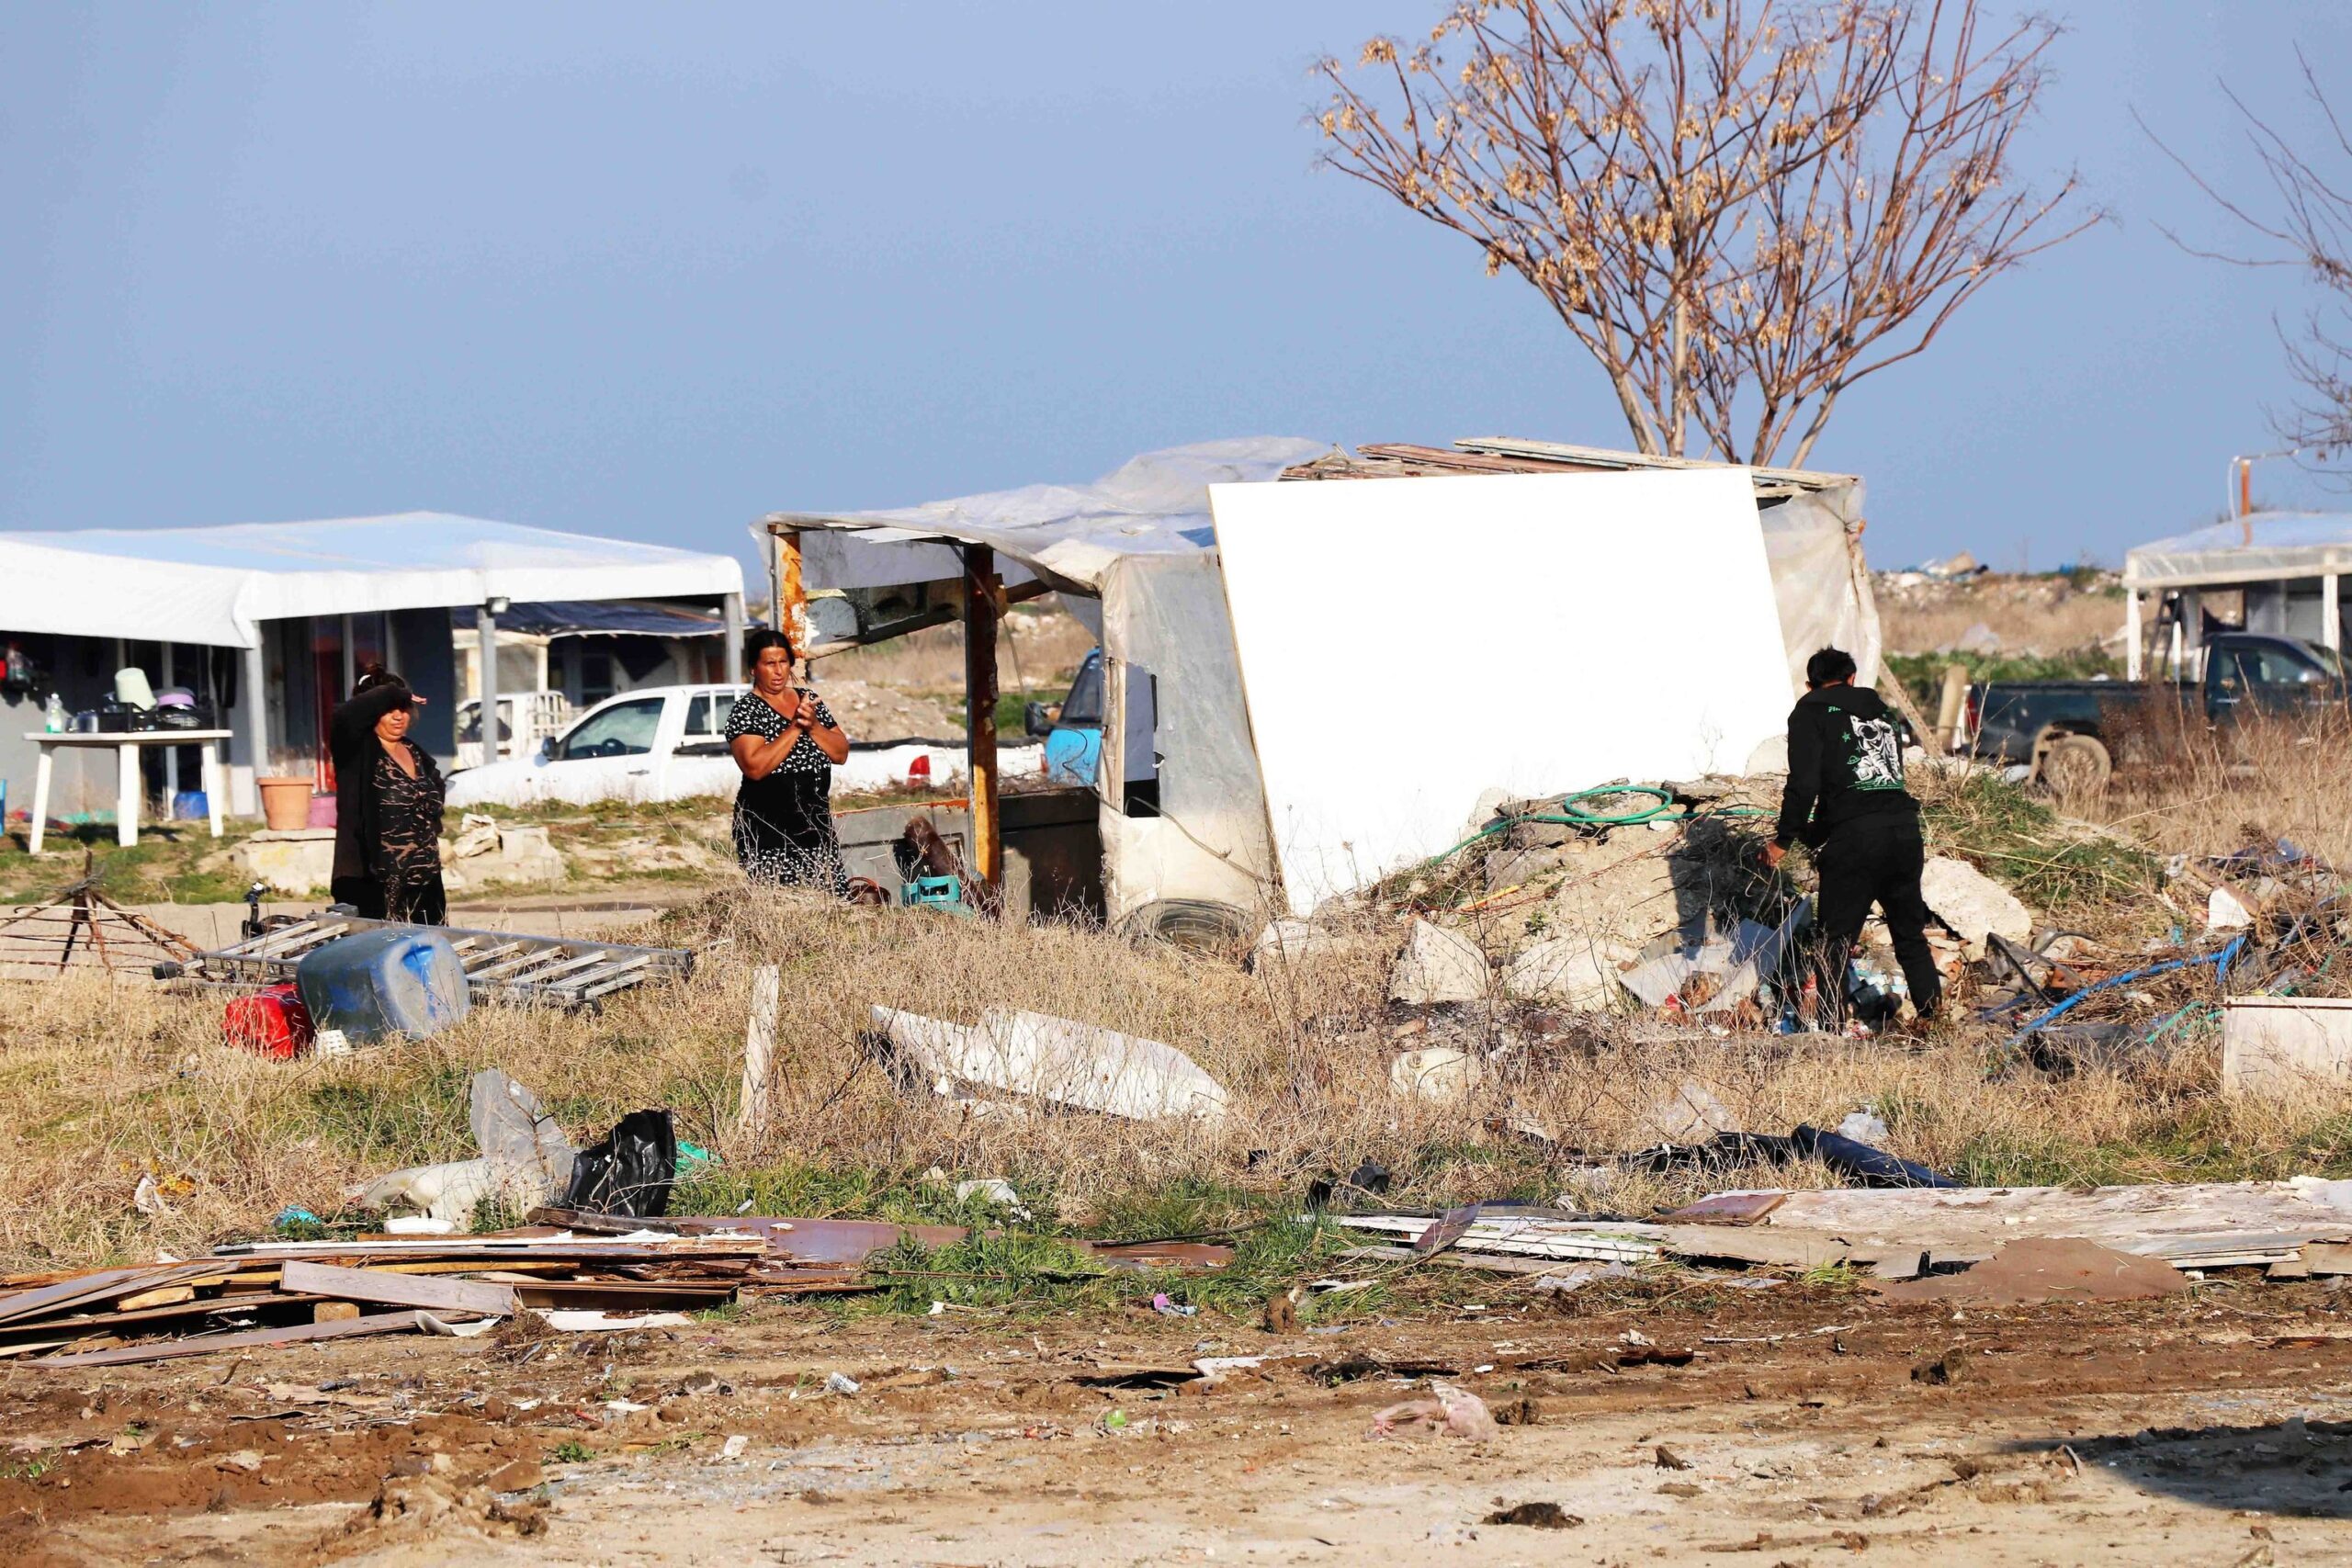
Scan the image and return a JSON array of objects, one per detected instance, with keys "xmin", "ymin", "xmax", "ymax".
[
  {"xmin": 1316, "ymin": 0, "xmax": 2095, "ymax": 468},
  {"xmin": 2149, "ymin": 51, "xmax": 2352, "ymax": 458}
]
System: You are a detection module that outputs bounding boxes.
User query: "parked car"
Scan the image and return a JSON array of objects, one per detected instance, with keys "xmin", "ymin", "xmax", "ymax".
[
  {"xmin": 446, "ymin": 682, "xmax": 1040, "ymax": 808},
  {"xmin": 454, "ymin": 690, "xmax": 574, "ymax": 769},
  {"xmin": 1968, "ymin": 631, "xmax": 2348, "ymax": 792}
]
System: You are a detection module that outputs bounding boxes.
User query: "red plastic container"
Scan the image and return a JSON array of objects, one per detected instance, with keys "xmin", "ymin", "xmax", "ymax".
[{"xmin": 223, "ymin": 983, "xmax": 315, "ymax": 1060}]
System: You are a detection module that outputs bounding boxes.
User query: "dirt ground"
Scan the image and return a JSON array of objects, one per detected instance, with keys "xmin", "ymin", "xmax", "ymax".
[{"xmin": 8, "ymin": 1277, "xmax": 2352, "ymax": 1567}]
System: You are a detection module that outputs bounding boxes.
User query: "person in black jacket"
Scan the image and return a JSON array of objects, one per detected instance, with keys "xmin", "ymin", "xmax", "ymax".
[
  {"xmin": 327, "ymin": 667, "xmax": 447, "ymax": 924},
  {"xmin": 1762, "ymin": 648, "xmax": 1940, "ymax": 1026}
]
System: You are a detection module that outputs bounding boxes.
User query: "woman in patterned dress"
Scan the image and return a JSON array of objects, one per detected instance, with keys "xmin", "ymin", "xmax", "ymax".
[
  {"xmin": 327, "ymin": 666, "xmax": 447, "ymax": 923},
  {"xmin": 726, "ymin": 628, "xmax": 851, "ymax": 894}
]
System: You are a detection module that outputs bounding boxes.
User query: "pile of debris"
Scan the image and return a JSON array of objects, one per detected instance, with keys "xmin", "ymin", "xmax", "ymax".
[
  {"xmin": 1356, "ymin": 779, "xmax": 2035, "ymax": 1036},
  {"xmin": 1334, "ymin": 1174, "xmax": 2352, "ymax": 1299}
]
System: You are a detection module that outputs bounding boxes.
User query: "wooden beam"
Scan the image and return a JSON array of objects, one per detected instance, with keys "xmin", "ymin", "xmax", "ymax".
[
  {"xmin": 279, "ymin": 1259, "xmax": 518, "ymax": 1317},
  {"xmin": 775, "ymin": 526, "xmax": 811, "ymax": 659},
  {"xmin": 963, "ymin": 543, "xmax": 1002, "ymax": 894}
]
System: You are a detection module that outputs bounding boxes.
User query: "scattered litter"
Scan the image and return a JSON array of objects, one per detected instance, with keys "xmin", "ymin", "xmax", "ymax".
[
  {"xmin": 872, "ymin": 1005, "xmax": 1228, "ymax": 1122},
  {"xmin": 294, "ymin": 925, "xmax": 471, "ymax": 1045},
  {"xmin": 1529, "ymin": 1263, "xmax": 1638, "ymax": 1294},
  {"xmin": 542, "ymin": 1310, "xmax": 695, "ymax": 1332},
  {"xmin": 1368, "ymin": 1382, "xmax": 1498, "ymax": 1440},
  {"xmin": 383, "ymin": 1215, "xmax": 456, "ymax": 1235},
  {"xmin": 1644, "ymin": 1081, "xmax": 1735, "ymax": 1144},
  {"xmin": 1482, "ymin": 1501, "xmax": 1580, "ymax": 1529},
  {"xmin": 360, "ymin": 1070, "xmax": 580, "ymax": 1225},
  {"xmin": 1389, "ymin": 1046, "xmax": 1481, "ymax": 1103},
  {"xmin": 1149, "ymin": 1293, "xmax": 1197, "ymax": 1317},
  {"xmin": 2208, "ymin": 886, "xmax": 2253, "ymax": 931},
  {"xmin": 1836, "ymin": 1106, "xmax": 1890, "ymax": 1145},
  {"xmin": 131, "ymin": 1174, "xmax": 170, "ymax": 1217},
  {"xmin": 720, "ymin": 1434, "xmax": 749, "ymax": 1460},
  {"xmin": 825, "ymin": 1371, "xmax": 861, "ymax": 1395},
  {"xmin": 560, "ymin": 1109, "xmax": 677, "ymax": 1219},
  {"xmin": 954, "ymin": 1179, "xmax": 1032, "ymax": 1219}
]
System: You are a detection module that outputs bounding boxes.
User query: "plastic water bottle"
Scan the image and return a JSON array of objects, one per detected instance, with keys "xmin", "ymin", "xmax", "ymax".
[{"xmin": 43, "ymin": 694, "xmax": 63, "ymax": 733}]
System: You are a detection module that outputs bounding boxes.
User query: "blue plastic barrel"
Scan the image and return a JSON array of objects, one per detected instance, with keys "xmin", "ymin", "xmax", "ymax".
[
  {"xmin": 172, "ymin": 790, "xmax": 207, "ymax": 821},
  {"xmin": 295, "ymin": 928, "xmax": 471, "ymax": 1044}
]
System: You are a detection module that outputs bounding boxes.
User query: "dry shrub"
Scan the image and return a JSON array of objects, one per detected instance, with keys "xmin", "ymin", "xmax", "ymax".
[
  {"xmin": 2090, "ymin": 700, "xmax": 2352, "ymax": 871},
  {"xmin": 5, "ymin": 874, "xmax": 2352, "ymax": 1275}
]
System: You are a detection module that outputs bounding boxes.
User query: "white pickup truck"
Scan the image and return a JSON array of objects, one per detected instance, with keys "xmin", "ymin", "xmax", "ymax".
[{"xmin": 443, "ymin": 682, "xmax": 1039, "ymax": 809}]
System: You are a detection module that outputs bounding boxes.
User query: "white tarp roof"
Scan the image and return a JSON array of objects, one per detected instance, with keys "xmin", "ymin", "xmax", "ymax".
[
  {"xmin": 762, "ymin": 437, "xmax": 1329, "ymax": 593},
  {"xmin": 2125, "ymin": 511, "xmax": 2352, "ymax": 591},
  {"xmin": 0, "ymin": 513, "xmax": 744, "ymax": 649}
]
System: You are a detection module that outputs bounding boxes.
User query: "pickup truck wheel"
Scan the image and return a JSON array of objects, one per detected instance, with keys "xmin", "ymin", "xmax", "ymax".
[{"xmin": 2039, "ymin": 734, "xmax": 2112, "ymax": 800}]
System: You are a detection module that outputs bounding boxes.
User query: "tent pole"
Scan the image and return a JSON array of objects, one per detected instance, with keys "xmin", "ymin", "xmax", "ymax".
[
  {"xmin": 241, "ymin": 638, "xmax": 268, "ymax": 813},
  {"xmin": 477, "ymin": 604, "xmax": 500, "ymax": 764},
  {"xmin": 963, "ymin": 544, "xmax": 1001, "ymax": 897},
  {"xmin": 721, "ymin": 592, "xmax": 744, "ymax": 685}
]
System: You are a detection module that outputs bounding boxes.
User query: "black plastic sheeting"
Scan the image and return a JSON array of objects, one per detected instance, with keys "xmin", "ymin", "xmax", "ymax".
[
  {"xmin": 560, "ymin": 1109, "xmax": 679, "ymax": 1217},
  {"xmin": 1612, "ymin": 1124, "xmax": 1956, "ymax": 1190}
]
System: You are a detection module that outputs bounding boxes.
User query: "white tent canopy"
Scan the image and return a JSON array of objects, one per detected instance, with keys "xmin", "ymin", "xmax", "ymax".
[
  {"xmin": 2124, "ymin": 512, "xmax": 2352, "ymax": 591},
  {"xmin": 2, "ymin": 513, "xmax": 745, "ymax": 649}
]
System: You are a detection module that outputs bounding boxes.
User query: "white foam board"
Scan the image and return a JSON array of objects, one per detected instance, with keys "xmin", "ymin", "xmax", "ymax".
[{"xmin": 1208, "ymin": 468, "xmax": 1791, "ymax": 915}]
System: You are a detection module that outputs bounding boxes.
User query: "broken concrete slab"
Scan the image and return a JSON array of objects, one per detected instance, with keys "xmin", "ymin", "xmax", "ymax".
[
  {"xmin": 1389, "ymin": 919, "xmax": 1488, "ymax": 1004},
  {"xmin": 2222, "ymin": 997, "xmax": 2352, "ymax": 1096},
  {"xmin": 1871, "ymin": 1237, "xmax": 2189, "ymax": 1306},
  {"xmin": 1919, "ymin": 856, "xmax": 2031, "ymax": 957},
  {"xmin": 1501, "ymin": 935, "xmax": 1632, "ymax": 1010}
]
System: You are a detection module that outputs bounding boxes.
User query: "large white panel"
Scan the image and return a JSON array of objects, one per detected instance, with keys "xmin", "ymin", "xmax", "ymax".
[{"xmin": 1209, "ymin": 469, "xmax": 1791, "ymax": 915}]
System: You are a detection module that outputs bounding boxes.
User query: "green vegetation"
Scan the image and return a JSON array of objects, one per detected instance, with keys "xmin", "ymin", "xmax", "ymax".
[
  {"xmin": 1916, "ymin": 766, "xmax": 2154, "ymax": 914},
  {"xmin": 1883, "ymin": 648, "xmax": 2124, "ymax": 699},
  {"xmin": 545, "ymin": 1440, "xmax": 594, "ymax": 1465}
]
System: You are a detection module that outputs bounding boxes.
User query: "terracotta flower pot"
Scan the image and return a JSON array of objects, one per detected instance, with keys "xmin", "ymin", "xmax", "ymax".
[{"xmin": 256, "ymin": 776, "xmax": 314, "ymax": 832}]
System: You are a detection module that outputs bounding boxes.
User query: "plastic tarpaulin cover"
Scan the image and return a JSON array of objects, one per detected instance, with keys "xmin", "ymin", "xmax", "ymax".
[
  {"xmin": 768, "ymin": 438, "xmax": 1329, "ymax": 595},
  {"xmin": 1758, "ymin": 485, "xmax": 1881, "ymax": 692},
  {"xmin": 1210, "ymin": 468, "xmax": 1793, "ymax": 916},
  {"xmin": 1097, "ymin": 552, "xmax": 1280, "ymax": 924}
]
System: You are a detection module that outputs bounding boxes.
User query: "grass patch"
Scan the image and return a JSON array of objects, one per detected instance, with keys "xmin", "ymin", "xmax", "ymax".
[
  {"xmin": 1916, "ymin": 766, "xmax": 2154, "ymax": 916},
  {"xmin": 1884, "ymin": 649, "xmax": 2123, "ymax": 696}
]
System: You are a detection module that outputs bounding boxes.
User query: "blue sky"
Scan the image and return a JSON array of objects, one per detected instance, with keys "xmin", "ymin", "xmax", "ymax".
[{"xmin": 5, "ymin": 2, "xmax": 2350, "ymax": 576}]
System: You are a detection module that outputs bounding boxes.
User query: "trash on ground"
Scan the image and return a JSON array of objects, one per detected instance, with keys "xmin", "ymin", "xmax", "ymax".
[
  {"xmin": 871, "ymin": 1005, "xmax": 1229, "ymax": 1122},
  {"xmin": 1482, "ymin": 1501, "xmax": 1580, "ymax": 1529},
  {"xmin": 360, "ymin": 1070, "xmax": 581, "ymax": 1224},
  {"xmin": 954, "ymin": 1178, "xmax": 1032, "ymax": 1219},
  {"xmin": 1368, "ymin": 1381, "xmax": 1498, "ymax": 1440},
  {"xmin": 1389, "ymin": 1046, "xmax": 1480, "ymax": 1103},
  {"xmin": 176, "ymin": 913, "xmax": 695, "ymax": 1010},
  {"xmin": 560, "ymin": 1109, "xmax": 678, "ymax": 1218},
  {"xmin": 294, "ymin": 925, "xmax": 472, "ymax": 1045}
]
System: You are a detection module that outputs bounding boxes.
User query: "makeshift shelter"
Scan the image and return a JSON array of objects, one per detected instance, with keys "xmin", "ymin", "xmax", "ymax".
[
  {"xmin": 2121, "ymin": 511, "xmax": 2352, "ymax": 678},
  {"xmin": 0, "ymin": 514, "xmax": 743, "ymax": 820},
  {"xmin": 762, "ymin": 439, "xmax": 1322, "ymax": 935},
  {"xmin": 759, "ymin": 436, "xmax": 1882, "ymax": 932}
]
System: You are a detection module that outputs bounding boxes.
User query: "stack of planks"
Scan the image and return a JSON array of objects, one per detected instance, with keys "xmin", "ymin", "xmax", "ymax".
[{"xmin": 0, "ymin": 1230, "xmax": 764, "ymax": 1368}]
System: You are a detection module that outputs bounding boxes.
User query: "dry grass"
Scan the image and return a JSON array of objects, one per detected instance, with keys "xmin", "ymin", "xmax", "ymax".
[
  {"xmin": 6, "ymin": 861, "xmax": 2352, "ymax": 1277},
  {"xmin": 1877, "ymin": 571, "xmax": 2125, "ymax": 659},
  {"xmin": 2086, "ymin": 703, "xmax": 2352, "ymax": 872}
]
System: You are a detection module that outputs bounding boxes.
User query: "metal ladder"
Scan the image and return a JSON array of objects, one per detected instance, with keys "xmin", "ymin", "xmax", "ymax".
[{"xmin": 162, "ymin": 913, "xmax": 694, "ymax": 1008}]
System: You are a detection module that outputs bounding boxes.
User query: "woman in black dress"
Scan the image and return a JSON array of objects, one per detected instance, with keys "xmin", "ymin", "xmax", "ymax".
[
  {"xmin": 726, "ymin": 628, "xmax": 851, "ymax": 894},
  {"xmin": 327, "ymin": 667, "xmax": 448, "ymax": 924}
]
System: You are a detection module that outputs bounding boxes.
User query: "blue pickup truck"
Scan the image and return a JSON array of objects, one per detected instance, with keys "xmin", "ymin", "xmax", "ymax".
[{"xmin": 1968, "ymin": 630, "xmax": 2347, "ymax": 792}]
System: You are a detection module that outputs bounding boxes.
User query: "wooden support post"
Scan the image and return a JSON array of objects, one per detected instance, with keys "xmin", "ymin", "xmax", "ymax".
[
  {"xmin": 963, "ymin": 544, "xmax": 1001, "ymax": 895},
  {"xmin": 775, "ymin": 527, "xmax": 810, "ymax": 662},
  {"xmin": 1934, "ymin": 664, "xmax": 1969, "ymax": 753},
  {"xmin": 738, "ymin": 964, "xmax": 781, "ymax": 1143}
]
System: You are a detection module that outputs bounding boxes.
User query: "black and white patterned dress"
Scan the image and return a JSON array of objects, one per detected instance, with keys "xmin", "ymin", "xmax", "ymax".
[{"xmin": 725, "ymin": 687, "xmax": 848, "ymax": 895}]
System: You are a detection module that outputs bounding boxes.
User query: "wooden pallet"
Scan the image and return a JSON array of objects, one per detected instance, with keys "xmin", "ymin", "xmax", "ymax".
[{"xmin": 168, "ymin": 913, "xmax": 693, "ymax": 1008}]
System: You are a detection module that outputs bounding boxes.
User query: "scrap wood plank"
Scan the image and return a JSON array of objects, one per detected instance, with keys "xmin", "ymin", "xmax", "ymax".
[
  {"xmin": 1759, "ymin": 1182, "xmax": 2352, "ymax": 1260},
  {"xmin": 280, "ymin": 1260, "xmax": 518, "ymax": 1317},
  {"xmin": 0, "ymin": 1263, "xmax": 221, "ymax": 1328},
  {"xmin": 32, "ymin": 1310, "xmax": 447, "ymax": 1369},
  {"xmin": 212, "ymin": 1237, "xmax": 766, "ymax": 1260},
  {"xmin": 1335, "ymin": 1214, "xmax": 1664, "ymax": 1264}
]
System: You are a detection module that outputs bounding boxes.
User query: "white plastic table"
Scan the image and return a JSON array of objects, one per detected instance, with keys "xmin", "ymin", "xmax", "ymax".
[{"xmin": 23, "ymin": 730, "xmax": 232, "ymax": 852}]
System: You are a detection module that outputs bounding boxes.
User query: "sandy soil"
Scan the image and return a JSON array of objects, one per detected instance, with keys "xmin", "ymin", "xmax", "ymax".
[{"xmin": 7, "ymin": 1277, "xmax": 2352, "ymax": 1566}]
